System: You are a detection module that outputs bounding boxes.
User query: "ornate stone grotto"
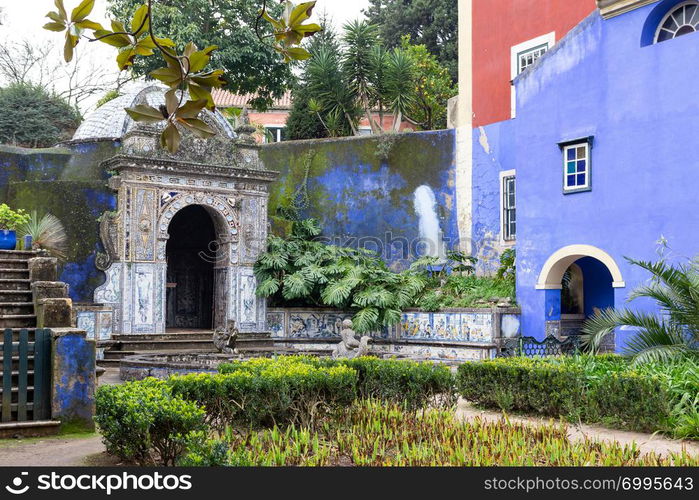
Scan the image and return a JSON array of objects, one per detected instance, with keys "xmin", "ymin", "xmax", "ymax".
[{"xmin": 93, "ymin": 112, "xmax": 277, "ymax": 335}]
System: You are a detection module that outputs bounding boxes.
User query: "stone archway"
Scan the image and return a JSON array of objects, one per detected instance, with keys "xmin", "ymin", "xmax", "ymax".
[
  {"xmin": 536, "ymin": 245, "xmax": 625, "ymax": 338},
  {"xmin": 157, "ymin": 193, "xmax": 239, "ymax": 331}
]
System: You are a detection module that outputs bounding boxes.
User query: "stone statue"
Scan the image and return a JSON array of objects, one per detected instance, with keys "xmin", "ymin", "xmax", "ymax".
[
  {"xmin": 331, "ymin": 319, "xmax": 371, "ymax": 359},
  {"xmin": 213, "ymin": 320, "xmax": 239, "ymax": 354}
]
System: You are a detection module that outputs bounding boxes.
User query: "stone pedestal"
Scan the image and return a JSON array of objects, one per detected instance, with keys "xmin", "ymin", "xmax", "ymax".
[{"xmin": 50, "ymin": 328, "xmax": 96, "ymax": 430}]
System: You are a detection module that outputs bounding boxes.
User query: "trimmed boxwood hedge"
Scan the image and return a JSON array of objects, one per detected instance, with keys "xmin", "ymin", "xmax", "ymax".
[{"xmin": 457, "ymin": 356, "xmax": 672, "ymax": 433}]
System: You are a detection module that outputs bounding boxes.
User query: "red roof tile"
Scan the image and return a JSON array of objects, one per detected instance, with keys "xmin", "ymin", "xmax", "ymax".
[{"xmin": 212, "ymin": 89, "xmax": 292, "ymax": 109}]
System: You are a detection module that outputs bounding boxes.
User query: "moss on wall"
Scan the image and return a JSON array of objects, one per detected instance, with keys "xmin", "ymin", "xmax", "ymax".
[
  {"xmin": 260, "ymin": 130, "xmax": 458, "ymax": 268},
  {"xmin": 9, "ymin": 180, "xmax": 116, "ymax": 301}
]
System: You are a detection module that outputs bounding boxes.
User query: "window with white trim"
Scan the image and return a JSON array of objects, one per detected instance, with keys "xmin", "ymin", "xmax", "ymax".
[
  {"xmin": 510, "ymin": 32, "xmax": 555, "ymax": 118},
  {"xmin": 561, "ymin": 141, "xmax": 591, "ymax": 193},
  {"xmin": 264, "ymin": 126, "xmax": 286, "ymax": 143},
  {"xmin": 655, "ymin": 1, "xmax": 699, "ymax": 44},
  {"xmin": 502, "ymin": 175, "xmax": 516, "ymax": 241}
]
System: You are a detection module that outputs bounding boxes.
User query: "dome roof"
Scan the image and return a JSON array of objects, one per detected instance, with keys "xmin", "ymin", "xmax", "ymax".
[{"xmin": 72, "ymin": 81, "xmax": 236, "ymax": 141}]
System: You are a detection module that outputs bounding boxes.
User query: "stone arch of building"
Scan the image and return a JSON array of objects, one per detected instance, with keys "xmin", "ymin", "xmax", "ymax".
[
  {"xmin": 156, "ymin": 192, "xmax": 240, "ymax": 264},
  {"xmin": 535, "ymin": 244, "xmax": 626, "ymax": 290}
]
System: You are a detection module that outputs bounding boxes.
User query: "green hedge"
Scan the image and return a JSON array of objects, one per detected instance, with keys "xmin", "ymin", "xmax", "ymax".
[
  {"xmin": 457, "ymin": 356, "xmax": 672, "ymax": 433},
  {"xmin": 220, "ymin": 355, "xmax": 456, "ymax": 411},
  {"xmin": 169, "ymin": 357, "xmax": 357, "ymax": 430},
  {"xmin": 95, "ymin": 379, "xmax": 206, "ymax": 466}
]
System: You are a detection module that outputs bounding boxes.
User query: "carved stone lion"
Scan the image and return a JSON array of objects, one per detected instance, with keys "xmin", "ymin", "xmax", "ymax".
[
  {"xmin": 331, "ymin": 319, "xmax": 371, "ymax": 359},
  {"xmin": 213, "ymin": 320, "xmax": 239, "ymax": 354}
]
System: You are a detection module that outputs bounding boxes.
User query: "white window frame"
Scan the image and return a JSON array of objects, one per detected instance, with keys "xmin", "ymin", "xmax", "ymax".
[
  {"xmin": 510, "ymin": 32, "xmax": 556, "ymax": 118},
  {"xmin": 562, "ymin": 142, "xmax": 591, "ymax": 193},
  {"xmin": 357, "ymin": 126, "xmax": 373, "ymax": 136},
  {"xmin": 499, "ymin": 169, "xmax": 516, "ymax": 246},
  {"xmin": 654, "ymin": 0, "xmax": 699, "ymax": 44}
]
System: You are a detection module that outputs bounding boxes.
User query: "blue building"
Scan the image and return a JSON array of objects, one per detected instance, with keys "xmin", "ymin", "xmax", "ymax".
[{"xmin": 470, "ymin": 0, "xmax": 699, "ymax": 348}]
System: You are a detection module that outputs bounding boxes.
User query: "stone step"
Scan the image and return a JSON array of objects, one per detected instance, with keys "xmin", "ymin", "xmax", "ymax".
[
  {"xmin": 0, "ymin": 279, "xmax": 31, "ymax": 291},
  {"xmin": 0, "ymin": 290, "xmax": 32, "ymax": 302},
  {"xmin": 0, "ymin": 250, "xmax": 38, "ymax": 259},
  {"xmin": 96, "ymin": 358, "xmax": 122, "ymax": 367},
  {"xmin": 0, "ymin": 303, "xmax": 34, "ymax": 315},
  {"xmin": 104, "ymin": 350, "xmax": 136, "ymax": 359},
  {"xmin": 0, "ymin": 314, "xmax": 37, "ymax": 328},
  {"xmin": 236, "ymin": 337, "xmax": 274, "ymax": 348},
  {"xmin": 0, "ymin": 259, "xmax": 29, "ymax": 270},
  {"xmin": 0, "ymin": 268, "xmax": 29, "ymax": 280},
  {"xmin": 112, "ymin": 332, "xmax": 215, "ymax": 341},
  {"xmin": 0, "ymin": 420, "xmax": 60, "ymax": 439},
  {"xmin": 115, "ymin": 339, "xmax": 216, "ymax": 351}
]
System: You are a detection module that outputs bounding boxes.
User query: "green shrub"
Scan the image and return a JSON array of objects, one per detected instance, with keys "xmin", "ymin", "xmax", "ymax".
[
  {"xmin": 338, "ymin": 357, "xmax": 456, "ymax": 410},
  {"xmin": 457, "ymin": 355, "xmax": 679, "ymax": 433},
  {"xmin": 220, "ymin": 355, "xmax": 457, "ymax": 412},
  {"xmin": 171, "ymin": 357, "xmax": 357, "ymax": 430},
  {"xmin": 95, "ymin": 378, "xmax": 206, "ymax": 465}
]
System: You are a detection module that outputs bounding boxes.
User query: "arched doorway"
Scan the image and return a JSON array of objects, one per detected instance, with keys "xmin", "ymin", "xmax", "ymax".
[
  {"xmin": 166, "ymin": 205, "xmax": 216, "ymax": 330},
  {"xmin": 537, "ymin": 245, "xmax": 625, "ymax": 338}
]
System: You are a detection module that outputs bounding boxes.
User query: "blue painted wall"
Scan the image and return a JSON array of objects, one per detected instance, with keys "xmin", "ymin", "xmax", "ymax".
[
  {"xmin": 261, "ymin": 130, "xmax": 459, "ymax": 270},
  {"xmin": 0, "ymin": 140, "xmax": 119, "ymax": 302},
  {"xmin": 508, "ymin": 4, "xmax": 699, "ymax": 338}
]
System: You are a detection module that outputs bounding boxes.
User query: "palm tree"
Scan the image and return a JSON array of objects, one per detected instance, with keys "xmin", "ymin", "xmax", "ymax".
[{"xmin": 582, "ymin": 257, "xmax": 699, "ymax": 364}]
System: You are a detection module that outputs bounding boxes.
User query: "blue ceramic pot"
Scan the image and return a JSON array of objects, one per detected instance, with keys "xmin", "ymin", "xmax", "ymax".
[{"xmin": 0, "ymin": 229, "xmax": 17, "ymax": 250}]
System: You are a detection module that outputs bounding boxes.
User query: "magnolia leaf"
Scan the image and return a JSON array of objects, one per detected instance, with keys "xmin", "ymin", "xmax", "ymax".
[
  {"xmin": 295, "ymin": 23, "xmax": 322, "ymax": 37},
  {"xmin": 70, "ymin": 0, "xmax": 94, "ymax": 23},
  {"xmin": 165, "ymin": 89, "xmax": 179, "ymax": 116},
  {"xmin": 126, "ymin": 104, "xmax": 166, "ymax": 123},
  {"xmin": 130, "ymin": 4, "xmax": 149, "ymax": 36},
  {"xmin": 111, "ymin": 19, "xmax": 127, "ymax": 33},
  {"xmin": 286, "ymin": 1, "xmax": 316, "ymax": 28},
  {"xmin": 155, "ymin": 37, "xmax": 176, "ymax": 48},
  {"xmin": 54, "ymin": 0, "xmax": 68, "ymax": 21},
  {"xmin": 116, "ymin": 48, "xmax": 136, "ymax": 70},
  {"xmin": 150, "ymin": 67, "xmax": 182, "ymax": 88},
  {"xmin": 43, "ymin": 22, "xmax": 67, "ymax": 32},
  {"xmin": 188, "ymin": 46, "xmax": 217, "ymax": 73},
  {"xmin": 284, "ymin": 47, "xmax": 311, "ymax": 61},
  {"xmin": 63, "ymin": 33, "xmax": 77, "ymax": 62},
  {"xmin": 176, "ymin": 99, "xmax": 207, "ymax": 119},
  {"xmin": 160, "ymin": 122, "xmax": 181, "ymax": 153},
  {"xmin": 134, "ymin": 41, "xmax": 155, "ymax": 57},
  {"xmin": 94, "ymin": 29, "xmax": 132, "ymax": 47},
  {"xmin": 260, "ymin": 10, "xmax": 283, "ymax": 30},
  {"xmin": 187, "ymin": 83, "xmax": 215, "ymax": 110},
  {"xmin": 183, "ymin": 42, "xmax": 198, "ymax": 58},
  {"xmin": 179, "ymin": 118, "xmax": 216, "ymax": 139},
  {"xmin": 46, "ymin": 11, "xmax": 65, "ymax": 23},
  {"xmin": 190, "ymin": 70, "xmax": 227, "ymax": 89},
  {"xmin": 75, "ymin": 19, "xmax": 103, "ymax": 31}
]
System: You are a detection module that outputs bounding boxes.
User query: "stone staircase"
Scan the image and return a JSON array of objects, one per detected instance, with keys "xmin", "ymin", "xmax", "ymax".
[
  {"xmin": 0, "ymin": 251, "xmax": 37, "ymax": 330},
  {"xmin": 99, "ymin": 330, "xmax": 276, "ymax": 367},
  {"xmin": 0, "ymin": 250, "xmax": 62, "ymax": 437}
]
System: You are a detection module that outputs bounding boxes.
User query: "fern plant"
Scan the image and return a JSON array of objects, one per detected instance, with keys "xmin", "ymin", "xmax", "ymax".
[{"xmin": 254, "ymin": 219, "xmax": 428, "ymax": 333}]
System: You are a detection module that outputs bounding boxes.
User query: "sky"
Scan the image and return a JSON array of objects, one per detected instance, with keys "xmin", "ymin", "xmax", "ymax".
[{"xmin": 0, "ymin": 0, "xmax": 369, "ymax": 110}]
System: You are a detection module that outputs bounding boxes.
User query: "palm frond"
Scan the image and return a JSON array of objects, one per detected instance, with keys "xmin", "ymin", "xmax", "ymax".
[{"xmin": 19, "ymin": 211, "xmax": 67, "ymax": 260}]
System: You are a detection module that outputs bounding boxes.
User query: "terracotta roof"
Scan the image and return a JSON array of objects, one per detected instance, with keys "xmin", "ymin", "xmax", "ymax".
[{"xmin": 212, "ymin": 89, "xmax": 292, "ymax": 109}]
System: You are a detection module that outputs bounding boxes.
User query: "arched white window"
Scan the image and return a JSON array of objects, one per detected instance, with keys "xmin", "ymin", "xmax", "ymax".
[{"xmin": 655, "ymin": 1, "xmax": 699, "ymax": 43}]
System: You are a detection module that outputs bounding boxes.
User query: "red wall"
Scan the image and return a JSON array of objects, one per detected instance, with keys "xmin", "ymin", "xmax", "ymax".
[{"xmin": 472, "ymin": 0, "xmax": 597, "ymax": 127}]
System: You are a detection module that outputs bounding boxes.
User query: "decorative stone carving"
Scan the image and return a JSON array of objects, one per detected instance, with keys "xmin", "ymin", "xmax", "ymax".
[
  {"xmin": 331, "ymin": 319, "xmax": 371, "ymax": 359},
  {"xmin": 213, "ymin": 320, "xmax": 239, "ymax": 354},
  {"xmin": 96, "ymin": 212, "xmax": 119, "ymax": 271}
]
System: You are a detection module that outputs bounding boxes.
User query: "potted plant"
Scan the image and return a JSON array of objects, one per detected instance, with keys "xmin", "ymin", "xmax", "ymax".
[{"xmin": 0, "ymin": 204, "xmax": 30, "ymax": 250}]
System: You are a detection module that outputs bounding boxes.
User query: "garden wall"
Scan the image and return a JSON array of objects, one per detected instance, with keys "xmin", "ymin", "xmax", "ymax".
[
  {"xmin": 267, "ymin": 307, "xmax": 521, "ymax": 362},
  {"xmin": 260, "ymin": 130, "xmax": 460, "ymax": 270},
  {"xmin": 0, "ymin": 140, "xmax": 120, "ymax": 302}
]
